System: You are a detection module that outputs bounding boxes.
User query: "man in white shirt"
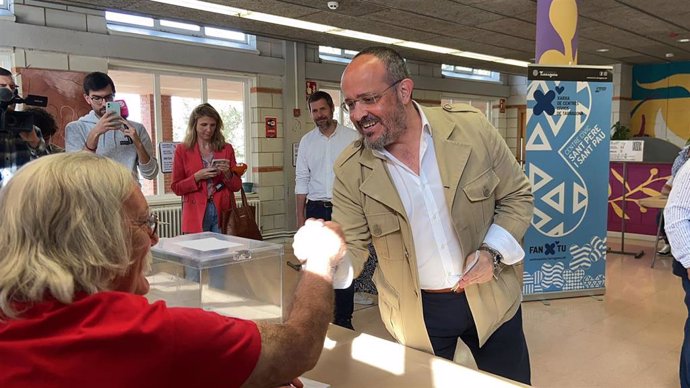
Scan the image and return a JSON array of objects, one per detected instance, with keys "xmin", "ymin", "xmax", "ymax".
[
  {"xmin": 295, "ymin": 91, "xmax": 359, "ymax": 330},
  {"xmin": 664, "ymin": 161, "xmax": 690, "ymax": 388},
  {"xmin": 333, "ymin": 47, "xmax": 533, "ymax": 383}
]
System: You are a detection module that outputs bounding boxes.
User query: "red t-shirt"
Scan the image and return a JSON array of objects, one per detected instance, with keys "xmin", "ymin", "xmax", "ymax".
[{"xmin": 0, "ymin": 292, "xmax": 261, "ymax": 388}]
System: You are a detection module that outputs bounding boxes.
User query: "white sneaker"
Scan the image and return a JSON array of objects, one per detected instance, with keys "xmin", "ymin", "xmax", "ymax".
[
  {"xmin": 354, "ymin": 292, "xmax": 375, "ymax": 305},
  {"xmin": 657, "ymin": 244, "xmax": 671, "ymax": 255}
]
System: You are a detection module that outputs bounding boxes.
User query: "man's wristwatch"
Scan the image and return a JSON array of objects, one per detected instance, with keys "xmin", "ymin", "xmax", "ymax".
[{"xmin": 479, "ymin": 244, "xmax": 503, "ymax": 277}]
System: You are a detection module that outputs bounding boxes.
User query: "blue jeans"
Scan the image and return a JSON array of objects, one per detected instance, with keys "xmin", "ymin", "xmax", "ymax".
[{"xmin": 187, "ymin": 202, "xmax": 224, "ymax": 288}]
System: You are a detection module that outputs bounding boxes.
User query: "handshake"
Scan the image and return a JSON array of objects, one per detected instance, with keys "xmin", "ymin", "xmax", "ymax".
[{"xmin": 231, "ymin": 163, "xmax": 248, "ymax": 176}]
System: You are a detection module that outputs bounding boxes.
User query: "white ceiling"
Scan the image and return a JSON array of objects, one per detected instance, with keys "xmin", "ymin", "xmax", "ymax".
[{"xmin": 51, "ymin": 0, "xmax": 690, "ymax": 74}]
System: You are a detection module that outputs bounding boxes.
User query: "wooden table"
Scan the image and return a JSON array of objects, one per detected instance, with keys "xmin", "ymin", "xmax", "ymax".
[
  {"xmin": 304, "ymin": 324, "xmax": 527, "ymax": 387},
  {"xmin": 639, "ymin": 195, "xmax": 669, "ymax": 268}
]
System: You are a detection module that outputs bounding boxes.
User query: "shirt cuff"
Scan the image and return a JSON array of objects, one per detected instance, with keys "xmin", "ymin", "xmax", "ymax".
[
  {"xmin": 483, "ymin": 224, "xmax": 525, "ymax": 265},
  {"xmin": 332, "ymin": 254, "xmax": 353, "ymax": 289}
]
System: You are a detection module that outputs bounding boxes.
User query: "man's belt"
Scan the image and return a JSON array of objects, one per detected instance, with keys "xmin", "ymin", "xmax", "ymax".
[
  {"xmin": 308, "ymin": 200, "xmax": 332, "ymax": 208},
  {"xmin": 421, "ymin": 287, "xmax": 464, "ymax": 294}
]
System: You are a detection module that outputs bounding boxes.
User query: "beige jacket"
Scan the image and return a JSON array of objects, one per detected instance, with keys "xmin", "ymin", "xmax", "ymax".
[{"xmin": 332, "ymin": 103, "xmax": 533, "ymax": 353}]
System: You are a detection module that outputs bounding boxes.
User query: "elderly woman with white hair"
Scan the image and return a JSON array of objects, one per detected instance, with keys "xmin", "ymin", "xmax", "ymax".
[{"xmin": 0, "ymin": 152, "xmax": 346, "ymax": 388}]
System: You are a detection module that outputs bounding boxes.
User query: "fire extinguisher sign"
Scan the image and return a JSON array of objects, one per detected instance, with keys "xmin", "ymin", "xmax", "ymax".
[{"xmin": 265, "ymin": 117, "xmax": 277, "ymax": 138}]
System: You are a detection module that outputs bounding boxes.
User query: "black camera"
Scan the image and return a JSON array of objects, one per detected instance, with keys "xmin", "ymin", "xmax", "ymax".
[{"xmin": 0, "ymin": 87, "xmax": 48, "ymax": 134}]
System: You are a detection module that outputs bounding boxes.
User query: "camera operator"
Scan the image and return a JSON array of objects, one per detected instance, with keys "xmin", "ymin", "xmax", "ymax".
[{"xmin": 0, "ymin": 67, "xmax": 48, "ymax": 187}]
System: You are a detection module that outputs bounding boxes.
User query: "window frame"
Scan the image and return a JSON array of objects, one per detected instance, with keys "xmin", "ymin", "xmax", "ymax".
[
  {"xmin": 442, "ymin": 64, "xmax": 502, "ymax": 83},
  {"xmin": 105, "ymin": 11, "xmax": 257, "ymax": 53}
]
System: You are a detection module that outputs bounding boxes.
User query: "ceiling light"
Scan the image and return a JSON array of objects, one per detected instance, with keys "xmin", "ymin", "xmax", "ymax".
[
  {"xmin": 327, "ymin": 29, "xmax": 401, "ymax": 45},
  {"xmin": 451, "ymin": 51, "xmax": 504, "ymax": 62},
  {"xmin": 394, "ymin": 42, "xmax": 459, "ymax": 54},
  {"xmin": 596, "ymin": 48, "xmax": 609, "ymax": 53},
  {"xmin": 150, "ymin": 0, "xmax": 244, "ymax": 16},
  {"xmin": 147, "ymin": 0, "xmax": 528, "ymax": 68},
  {"xmin": 666, "ymin": 52, "xmax": 675, "ymax": 58},
  {"xmin": 678, "ymin": 38, "xmax": 690, "ymax": 43},
  {"xmin": 243, "ymin": 12, "xmax": 333, "ymax": 32},
  {"xmin": 496, "ymin": 58, "xmax": 531, "ymax": 67}
]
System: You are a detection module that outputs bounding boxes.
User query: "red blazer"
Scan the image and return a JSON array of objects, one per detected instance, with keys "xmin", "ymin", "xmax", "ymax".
[{"xmin": 171, "ymin": 143, "xmax": 242, "ymax": 234}]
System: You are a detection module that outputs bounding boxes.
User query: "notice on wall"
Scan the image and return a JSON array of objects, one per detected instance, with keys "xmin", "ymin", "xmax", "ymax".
[
  {"xmin": 610, "ymin": 140, "xmax": 644, "ymax": 162},
  {"xmin": 159, "ymin": 142, "xmax": 180, "ymax": 174}
]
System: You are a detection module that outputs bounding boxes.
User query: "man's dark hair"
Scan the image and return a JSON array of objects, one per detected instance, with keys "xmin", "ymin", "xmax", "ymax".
[
  {"xmin": 82, "ymin": 72, "xmax": 116, "ymax": 95},
  {"xmin": 353, "ymin": 47, "xmax": 411, "ymax": 84},
  {"xmin": 308, "ymin": 91, "xmax": 334, "ymax": 110},
  {"xmin": 25, "ymin": 107, "xmax": 58, "ymax": 140},
  {"xmin": 0, "ymin": 67, "xmax": 12, "ymax": 77}
]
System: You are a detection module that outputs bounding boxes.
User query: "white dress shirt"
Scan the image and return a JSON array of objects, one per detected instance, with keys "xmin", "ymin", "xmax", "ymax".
[
  {"xmin": 665, "ymin": 161, "xmax": 690, "ymax": 268},
  {"xmin": 373, "ymin": 103, "xmax": 525, "ymax": 290},
  {"xmin": 295, "ymin": 123, "xmax": 359, "ymax": 201}
]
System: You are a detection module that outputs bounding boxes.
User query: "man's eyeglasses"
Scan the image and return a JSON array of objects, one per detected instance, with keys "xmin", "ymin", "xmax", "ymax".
[
  {"xmin": 88, "ymin": 94, "xmax": 115, "ymax": 103},
  {"xmin": 132, "ymin": 213, "xmax": 159, "ymax": 237},
  {"xmin": 341, "ymin": 79, "xmax": 404, "ymax": 113}
]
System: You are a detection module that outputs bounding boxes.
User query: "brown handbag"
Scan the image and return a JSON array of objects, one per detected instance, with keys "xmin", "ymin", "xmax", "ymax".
[{"xmin": 222, "ymin": 186, "xmax": 263, "ymax": 240}]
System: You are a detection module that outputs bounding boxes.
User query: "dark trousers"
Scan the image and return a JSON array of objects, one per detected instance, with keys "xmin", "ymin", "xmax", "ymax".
[
  {"xmin": 675, "ymin": 259, "xmax": 690, "ymax": 388},
  {"xmin": 421, "ymin": 291, "xmax": 531, "ymax": 384},
  {"xmin": 305, "ymin": 200, "xmax": 355, "ymax": 330}
]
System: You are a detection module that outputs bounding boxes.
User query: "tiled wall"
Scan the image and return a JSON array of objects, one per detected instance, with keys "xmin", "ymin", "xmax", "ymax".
[{"xmin": 250, "ymin": 77, "xmax": 286, "ymax": 232}]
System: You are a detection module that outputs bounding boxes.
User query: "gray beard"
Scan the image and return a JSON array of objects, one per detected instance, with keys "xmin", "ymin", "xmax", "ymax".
[{"xmin": 363, "ymin": 102, "xmax": 407, "ymax": 150}]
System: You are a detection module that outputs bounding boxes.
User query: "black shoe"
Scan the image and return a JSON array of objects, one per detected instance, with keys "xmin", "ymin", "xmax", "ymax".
[{"xmin": 333, "ymin": 319, "xmax": 354, "ymax": 330}]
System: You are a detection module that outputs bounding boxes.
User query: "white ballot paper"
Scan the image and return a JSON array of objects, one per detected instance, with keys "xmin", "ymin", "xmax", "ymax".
[{"xmin": 174, "ymin": 237, "xmax": 243, "ymax": 252}]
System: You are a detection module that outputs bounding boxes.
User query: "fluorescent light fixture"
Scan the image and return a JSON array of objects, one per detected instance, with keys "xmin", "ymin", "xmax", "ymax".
[
  {"xmin": 496, "ymin": 58, "xmax": 531, "ymax": 67},
  {"xmin": 678, "ymin": 38, "xmax": 690, "ymax": 43},
  {"xmin": 596, "ymin": 48, "xmax": 609, "ymax": 52},
  {"xmin": 328, "ymin": 29, "xmax": 401, "ymax": 45},
  {"xmin": 160, "ymin": 19, "xmax": 200, "ymax": 31},
  {"xmin": 146, "ymin": 0, "xmax": 528, "ymax": 68},
  {"xmin": 150, "ymin": 0, "xmax": 245, "ymax": 16},
  {"xmin": 394, "ymin": 41, "xmax": 458, "ymax": 54},
  {"xmin": 243, "ymin": 12, "xmax": 333, "ymax": 32},
  {"xmin": 452, "ymin": 51, "xmax": 504, "ymax": 62}
]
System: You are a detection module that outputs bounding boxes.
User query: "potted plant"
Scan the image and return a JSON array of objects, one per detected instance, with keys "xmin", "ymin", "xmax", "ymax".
[{"xmin": 611, "ymin": 121, "xmax": 632, "ymax": 140}]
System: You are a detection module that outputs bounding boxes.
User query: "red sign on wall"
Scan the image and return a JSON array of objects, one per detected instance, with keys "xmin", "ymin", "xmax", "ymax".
[
  {"xmin": 265, "ymin": 117, "xmax": 277, "ymax": 138},
  {"xmin": 306, "ymin": 81, "xmax": 317, "ymax": 98}
]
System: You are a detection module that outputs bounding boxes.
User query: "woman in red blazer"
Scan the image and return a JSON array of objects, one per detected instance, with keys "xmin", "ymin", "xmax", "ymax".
[{"xmin": 171, "ymin": 103, "xmax": 243, "ymax": 234}]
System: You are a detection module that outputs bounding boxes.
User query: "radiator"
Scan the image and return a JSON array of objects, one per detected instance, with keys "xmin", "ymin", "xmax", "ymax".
[{"xmin": 151, "ymin": 199, "xmax": 262, "ymax": 238}]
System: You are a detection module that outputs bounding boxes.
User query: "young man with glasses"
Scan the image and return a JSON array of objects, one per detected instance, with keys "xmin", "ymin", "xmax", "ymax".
[
  {"xmin": 332, "ymin": 47, "xmax": 533, "ymax": 384},
  {"xmin": 66, "ymin": 71, "xmax": 158, "ymax": 181}
]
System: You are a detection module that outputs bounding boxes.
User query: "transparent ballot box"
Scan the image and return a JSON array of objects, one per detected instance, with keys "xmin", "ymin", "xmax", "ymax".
[{"xmin": 147, "ymin": 232, "xmax": 283, "ymax": 323}]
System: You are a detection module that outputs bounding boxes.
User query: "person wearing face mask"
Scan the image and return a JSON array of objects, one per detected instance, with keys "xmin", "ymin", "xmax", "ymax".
[
  {"xmin": 332, "ymin": 46, "xmax": 534, "ymax": 384},
  {"xmin": 65, "ymin": 71, "xmax": 158, "ymax": 181},
  {"xmin": 0, "ymin": 67, "xmax": 48, "ymax": 187},
  {"xmin": 0, "ymin": 152, "xmax": 347, "ymax": 388},
  {"xmin": 171, "ymin": 103, "xmax": 244, "ymax": 235},
  {"xmin": 295, "ymin": 91, "xmax": 359, "ymax": 330}
]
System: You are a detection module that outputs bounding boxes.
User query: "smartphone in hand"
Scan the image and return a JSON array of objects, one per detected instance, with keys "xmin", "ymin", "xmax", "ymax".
[
  {"xmin": 212, "ymin": 159, "xmax": 230, "ymax": 168},
  {"xmin": 105, "ymin": 101, "xmax": 121, "ymax": 117}
]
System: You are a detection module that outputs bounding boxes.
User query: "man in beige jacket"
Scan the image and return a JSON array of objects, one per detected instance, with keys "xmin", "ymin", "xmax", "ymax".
[{"xmin": 332, "ymin": 46, "xmax": 533, "ymax": 384}]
